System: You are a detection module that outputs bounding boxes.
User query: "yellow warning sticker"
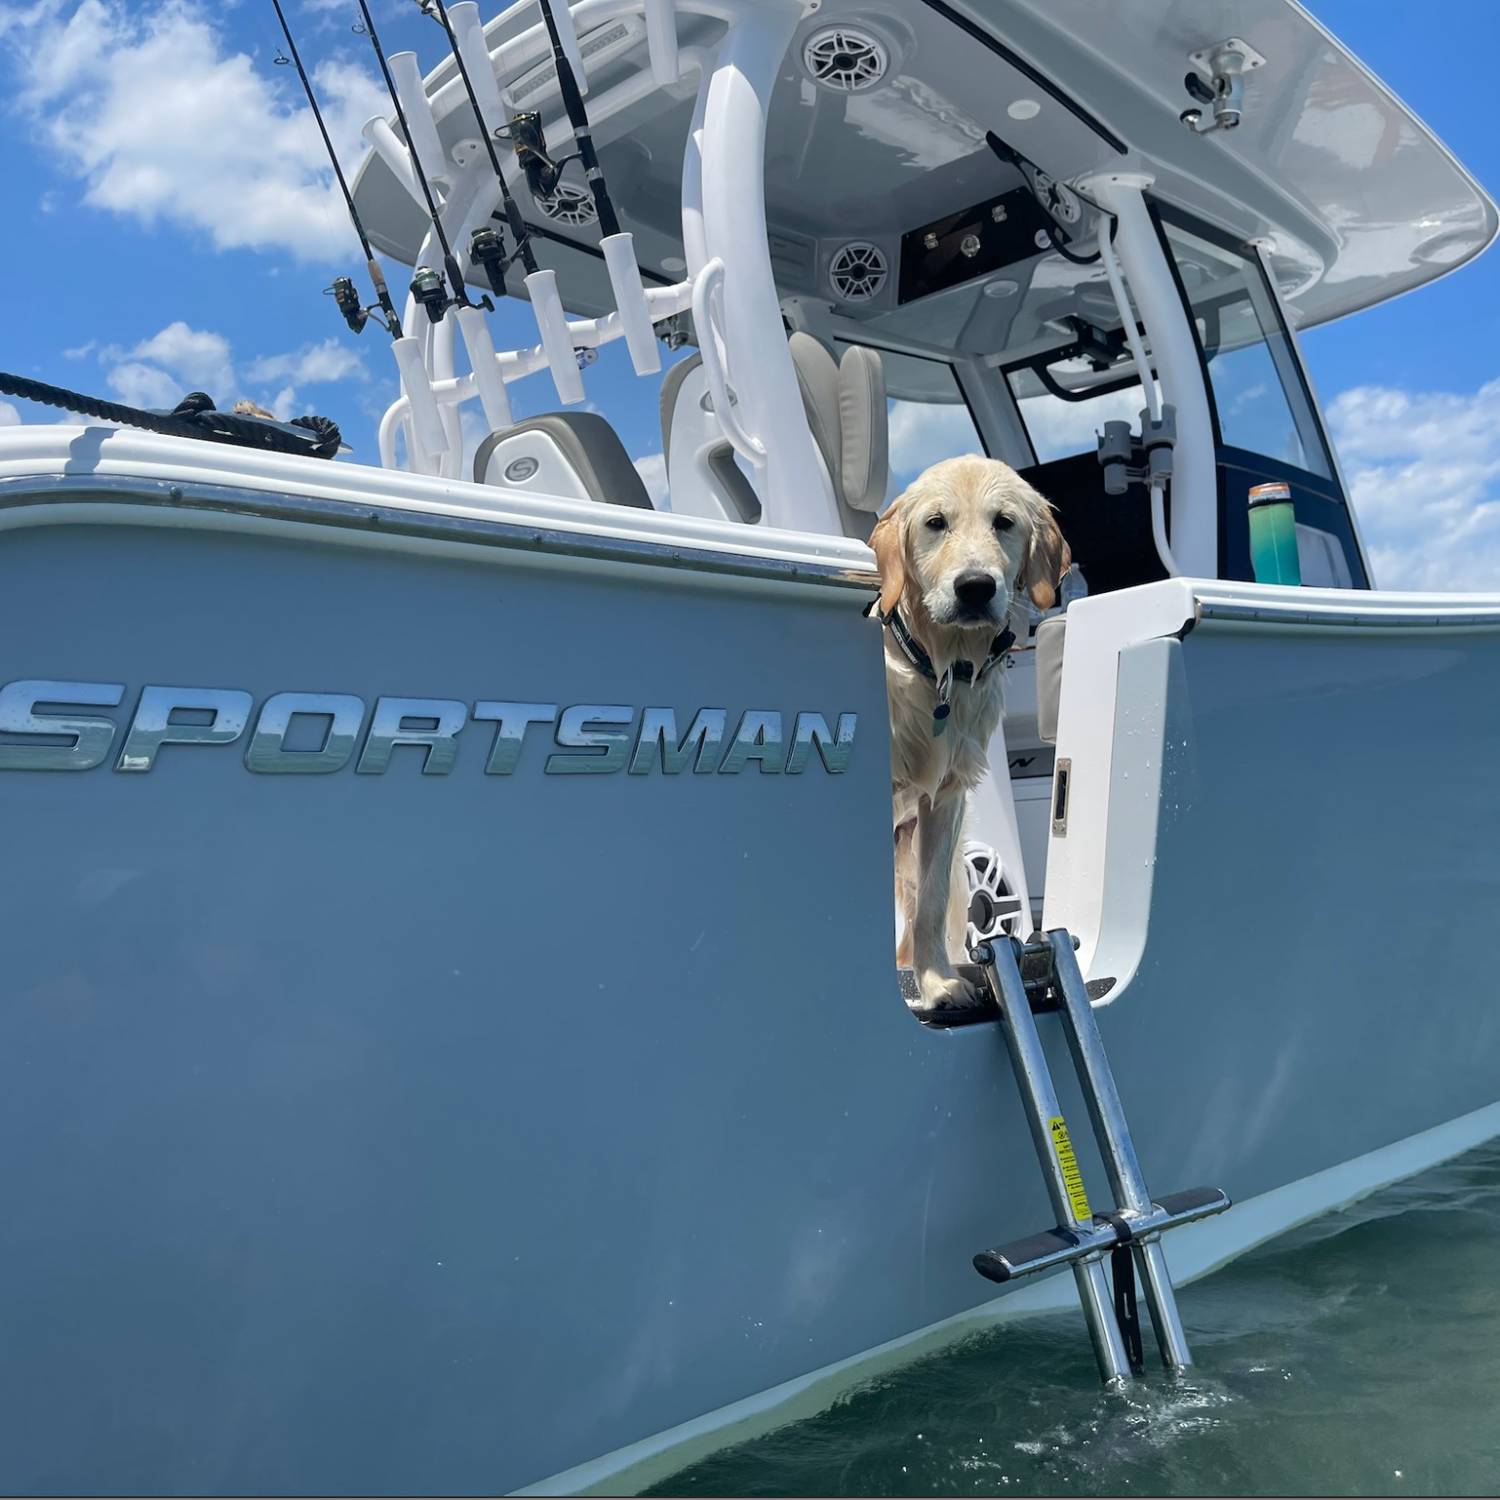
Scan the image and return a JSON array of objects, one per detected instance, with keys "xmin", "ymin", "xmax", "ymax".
[{"xmin": 1049, "ymin": 1116, "xmax": 1092, "ymax": 1223}]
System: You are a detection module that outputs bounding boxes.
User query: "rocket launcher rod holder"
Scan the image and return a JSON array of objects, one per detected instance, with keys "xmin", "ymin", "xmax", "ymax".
[
  {"xmin": 509, "ymin": 107, "xmax": 660, "ymax": 379},
  {"xmin": 391, "ymin": 334, "xmax": 448, "ymax": 465}
]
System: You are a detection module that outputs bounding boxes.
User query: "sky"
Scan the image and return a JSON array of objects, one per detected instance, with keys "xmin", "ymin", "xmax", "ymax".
[{"xmin": 0, "ymin": 0, "xmax": 1497, "ymax": 590}]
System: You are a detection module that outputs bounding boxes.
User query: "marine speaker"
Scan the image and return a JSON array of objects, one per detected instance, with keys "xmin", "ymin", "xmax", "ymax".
[{"xmin": 828, "ymin": 240, "xmax": 888, "ymax": 302}]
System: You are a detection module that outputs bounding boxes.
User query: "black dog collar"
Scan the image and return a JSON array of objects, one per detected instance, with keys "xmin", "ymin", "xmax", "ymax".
[{"xmin": 866, "ymin": 598, "xmax": 1015, "ymax": 737}]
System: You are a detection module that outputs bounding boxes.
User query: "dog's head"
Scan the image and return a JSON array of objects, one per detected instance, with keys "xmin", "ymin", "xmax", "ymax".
[{"xmin": 870, "ymin": 455, "xmax": 1070, "ymax": 632}]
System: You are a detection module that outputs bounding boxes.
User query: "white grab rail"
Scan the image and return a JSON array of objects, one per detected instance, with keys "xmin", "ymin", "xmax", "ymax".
[{"xmin": 692, "ymin": 259, "xmax": 764, "ymax": 467}]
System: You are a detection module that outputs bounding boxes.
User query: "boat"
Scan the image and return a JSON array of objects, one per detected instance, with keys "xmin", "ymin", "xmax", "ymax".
[{"xmin": 2, "ymin": 0, "xmax": 1498, "ymax": 1492}]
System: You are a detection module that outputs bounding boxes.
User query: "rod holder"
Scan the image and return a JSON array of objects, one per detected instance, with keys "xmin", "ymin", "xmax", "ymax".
[
  {"xmin": 449, "ymin": 1, "xmax": 509, "ymax": 134},
  {"xmin": 361, "ymin": 116, "xmax": 425, "ymax": 211},
  {"xmin": 545, "ymin": 0, "xmax": 589, "ymax": 95},
  {"xmin": 601, "ymin": 232, "xmax": 661, "ymax": 376},
  {"xmin": 391, "ymin": 334, "xmax": 448, "ymax": 461},
  {"xmin": 526, "ymin": 268, "xmax": 585, "ymax": 405},
  {"xmin": 643, "ymin": 0, "xmax": 680, "ymax": 86},
  {"xmin": 457, "ymin": 305, "xmax": 514, "ymax": 434},
  {"xmin": 389, "ymin": 50, "xmax": 451, "ymax": 189}
]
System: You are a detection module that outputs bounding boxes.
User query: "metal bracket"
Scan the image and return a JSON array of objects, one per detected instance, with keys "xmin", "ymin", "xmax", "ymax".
[{"xmin": 1181, "ymin": 38, "xmax": 1265, "ymax": 136}]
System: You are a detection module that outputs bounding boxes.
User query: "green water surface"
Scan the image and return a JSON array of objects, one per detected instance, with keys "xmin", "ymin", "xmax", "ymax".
[{"xmin": 651, "ymin": 1142, "xmax": 1500, "ymax": 1496}]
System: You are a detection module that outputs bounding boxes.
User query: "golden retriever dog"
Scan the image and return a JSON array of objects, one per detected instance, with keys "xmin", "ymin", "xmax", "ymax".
[{"xmin": 870, "ymin": 455, "xmax": 1070, "ymax": 1009}]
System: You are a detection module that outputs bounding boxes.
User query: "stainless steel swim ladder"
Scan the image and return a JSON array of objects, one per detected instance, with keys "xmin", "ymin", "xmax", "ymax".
[{"xmin": 970, "ymin": 931, "xmax": 1231, "ymax": 1387}]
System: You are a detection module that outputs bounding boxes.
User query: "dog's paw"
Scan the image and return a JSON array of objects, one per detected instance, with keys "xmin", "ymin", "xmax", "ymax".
[{"xmin": 911, "ymin": 968, "xmax": 979, "ymax": 1012}]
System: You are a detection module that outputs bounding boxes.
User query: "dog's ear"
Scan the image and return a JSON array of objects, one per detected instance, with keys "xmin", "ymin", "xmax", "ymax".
[
  {"xmin": 869, "ymin": 498, "xmax": 909, "ymax": 617},
  {"xmin": 1023, "ymin": 494, "xmax": 1072, "ymax": 611}
]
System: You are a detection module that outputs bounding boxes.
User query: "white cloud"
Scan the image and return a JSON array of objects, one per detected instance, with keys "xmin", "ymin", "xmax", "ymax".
[
  {"xmin": 633, "ymin": 452, "xmax": 667, "ymax": 507},
  {"xmin": 0, "ymin": 401, "xmax": 20, "ymax": 426},
  {"xmin": 125, "ymin": 322, "xmax": 235, "ymax": 392},
  {"xmin": 1014, "ymin": 386, "xmax": 1143, "ymax": 466},
  {"xmin": 1327, "ymin": 378, "xmax": 1500, "ymax": 593},
  {"xmin": 3, "ymin": 0, "xmax": 387, "ymax": 261},
  {"xmin": 887, "ymin": 399, "xmax": 984, "ymax": 492},
  {"xmin": 245, "ymin": 339, "xmax": 366, "ymax": 387},
  {"xmin": 72, "ymin": 319, "xmax": 366, "ymax": 418},
  {"xmin": 105, "ymin": 361, "xmax": 181, "ymax": 410}
]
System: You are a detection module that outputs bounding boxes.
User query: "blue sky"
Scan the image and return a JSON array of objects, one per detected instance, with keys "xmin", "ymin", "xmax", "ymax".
[{"xmin": 0, "ymin": 0, "xmax": 1497, "ymax": 589}]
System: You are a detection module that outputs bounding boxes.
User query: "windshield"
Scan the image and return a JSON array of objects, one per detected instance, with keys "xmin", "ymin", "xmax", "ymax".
[{"xmin": 1160, "ymin": 218, "xmax": 1333, "ymax": 479}]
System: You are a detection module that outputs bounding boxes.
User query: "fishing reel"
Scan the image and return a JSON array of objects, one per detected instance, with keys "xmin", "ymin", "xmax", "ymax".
[
  {"xmin": 325, "ymin": 276, "xmax": 399, "ymax": 337},
  {"xmin": 327, "ymin": 276, "xmax": 369, "ymax": 334},
  {"xmin": 410, "ymin": 262, "xmax": 495, "ymax": 324},
  {"xmin": 469, "ymin": 225, "xmax": 512, "ymax": 298},
  {"xmin": 410, "ymin": 266, "xmax": 450, "ymax": 324},
  {"xmin": 509, "ymin": 111, "xmax": 574, "ymax": 201}
]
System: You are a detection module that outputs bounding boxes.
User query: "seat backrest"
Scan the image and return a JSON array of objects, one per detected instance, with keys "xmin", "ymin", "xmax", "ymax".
[
  {"xmin": 658, "ymin": 356, "xmax": 762, "ymax": 524},
  {"xmin": 474, "ymin": 411, "xmax": 652, "ymax": 509},
  {"xmin": 659, "ymin": 336, "xmax": 889, "ymax": 534},
  {"xmin": 787, "ymin": 333, "xmax": 889, "ymax": 539},
  {"xmin": 1033, "ymin": 615, "xmax": 1067, "ymax": 744}
]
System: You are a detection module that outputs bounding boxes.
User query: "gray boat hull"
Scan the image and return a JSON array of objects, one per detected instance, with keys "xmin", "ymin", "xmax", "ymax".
[{"xmin": 2, "ymin": 479, "xmax": 1498, "ymax": 1494}]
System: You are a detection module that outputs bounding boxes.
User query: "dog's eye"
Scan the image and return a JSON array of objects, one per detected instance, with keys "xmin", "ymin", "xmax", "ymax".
[
  {"xmin": 992, "ymin": 513, "xmax": 1015, "ymax": 533},
  {"xmin": 924, "ymin": 514, "xmax": 948, "ymax": 532}
]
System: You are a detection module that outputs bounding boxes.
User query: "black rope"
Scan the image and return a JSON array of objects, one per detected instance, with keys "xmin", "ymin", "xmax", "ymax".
[{"xmin": 0, "ymin": 372, "xmax": 341, "ymax": 459}]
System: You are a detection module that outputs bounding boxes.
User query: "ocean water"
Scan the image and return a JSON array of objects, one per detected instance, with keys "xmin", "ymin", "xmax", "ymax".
[{"xmin": 650, "ymin": 1141, "xmax": 1500, "ymax": 1497}]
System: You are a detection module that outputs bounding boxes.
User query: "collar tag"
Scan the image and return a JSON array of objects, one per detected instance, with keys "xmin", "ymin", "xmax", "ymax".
[{"xmin": 932, "ymin": 669, "xmax": 954, "ymax": 736}]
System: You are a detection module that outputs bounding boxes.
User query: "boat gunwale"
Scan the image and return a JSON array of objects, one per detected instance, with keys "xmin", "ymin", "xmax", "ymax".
[{"xmin": 0, "ymin": 472, "xmax": 881, "ymax": 593}]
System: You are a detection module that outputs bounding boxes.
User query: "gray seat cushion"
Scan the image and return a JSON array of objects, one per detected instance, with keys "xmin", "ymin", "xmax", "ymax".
[
  {"xmin": 837, "ymin": 343, "xmax": 888, "ymax": 515},
  {"xmin": 1034, "ymin": 615, "xmax": 1067, "ymax": 744},
  {"xmin": 788, "ymin": 333, "xmax": 887, "ymax": 541},
  {"xmin": 473, "ymin": 411, "xmax": 652, "ymax": 508}
]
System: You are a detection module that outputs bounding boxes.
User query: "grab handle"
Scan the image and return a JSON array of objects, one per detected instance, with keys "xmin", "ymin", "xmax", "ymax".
[{"xmin": 693, "ymin": 259, "xmax": 764, "ymax": 465}]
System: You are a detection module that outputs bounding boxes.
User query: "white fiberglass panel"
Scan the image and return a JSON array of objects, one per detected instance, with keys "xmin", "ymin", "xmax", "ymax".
[{"xmin": 949, "ymin": 0, "xmax": 1498, "ymax": 324}]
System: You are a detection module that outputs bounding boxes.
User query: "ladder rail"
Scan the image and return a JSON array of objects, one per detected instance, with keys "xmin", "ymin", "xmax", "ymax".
[
  {"xmin": 972, "ymin": 931, "xmax": 1231, "ymax": 1386},
  {"xmin": 988, "ymin": 939, "xmax": 1135, "ymax": 1387},
  {"xmin": 1047, "ymin": 932, "xmax": 1195, "ymax": 1371}
]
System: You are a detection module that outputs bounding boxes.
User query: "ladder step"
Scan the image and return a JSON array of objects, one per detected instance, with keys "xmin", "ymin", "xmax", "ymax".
[
  {"xmin": 974, "ymin": 1225, "xmax": 1097, "ymax": 1284},
  {"xmin": 973, "ymin": 1186, "xmax": 1231, "ymax": 1284},
  {"xmin": 965, "ymin": 930, "xmax": 1233, "ymax": 1384}
]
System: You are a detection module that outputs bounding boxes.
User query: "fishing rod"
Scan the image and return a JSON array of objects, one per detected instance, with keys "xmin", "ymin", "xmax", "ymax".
[
  {"xmin": 413, "ymin": 0, "xmax": 541, "ymax": 293},
  {"xmin": 516, "ymin": 0, "xmax": 621, "ymax": 238},
  {"xmin": 352, "ymin": 0, "xmax": 486, "ymax": 323},
  {"xmin": 506, "ymin": 0, "xmax": 663, "ymax": 377},
  {"xmin": 270, "ymin": 0, "xmax": 402, "ymax": 339},
  {"xmin": 404, "ymin": 0, "xmax": 587, "ymax": 408}
]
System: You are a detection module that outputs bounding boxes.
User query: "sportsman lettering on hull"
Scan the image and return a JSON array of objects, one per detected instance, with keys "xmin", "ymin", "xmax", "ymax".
[{"xmin": 0, "ymin": 680, "xmax": 858, "ymax": 777}]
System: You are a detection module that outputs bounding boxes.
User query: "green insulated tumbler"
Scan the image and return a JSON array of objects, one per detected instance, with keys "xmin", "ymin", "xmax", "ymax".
[{"xmin": 1248, "ymin": 481, "xmax": 1301, "ymax": 585}]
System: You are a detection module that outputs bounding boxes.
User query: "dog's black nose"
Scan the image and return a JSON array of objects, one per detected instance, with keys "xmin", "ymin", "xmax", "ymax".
[{"xmin": 954, "ymin": 571, "xmax": 997, "ymax": 610}]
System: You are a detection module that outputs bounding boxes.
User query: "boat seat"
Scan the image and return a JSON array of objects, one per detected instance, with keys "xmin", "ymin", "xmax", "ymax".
[
  {"xmin": 659, "ymin": 334, "xmax": 889, "ymax": 534},
  {"xmin": 659, "ymin": 355, "xmax": 762, "ymax": 524},
  {"xmin": 1034, "ymin": 615, "xmax": 1067, "ymax": 744},
  {"xmin": 473, "ymin": 411, "xmax": 652, "ymax": 508}
]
